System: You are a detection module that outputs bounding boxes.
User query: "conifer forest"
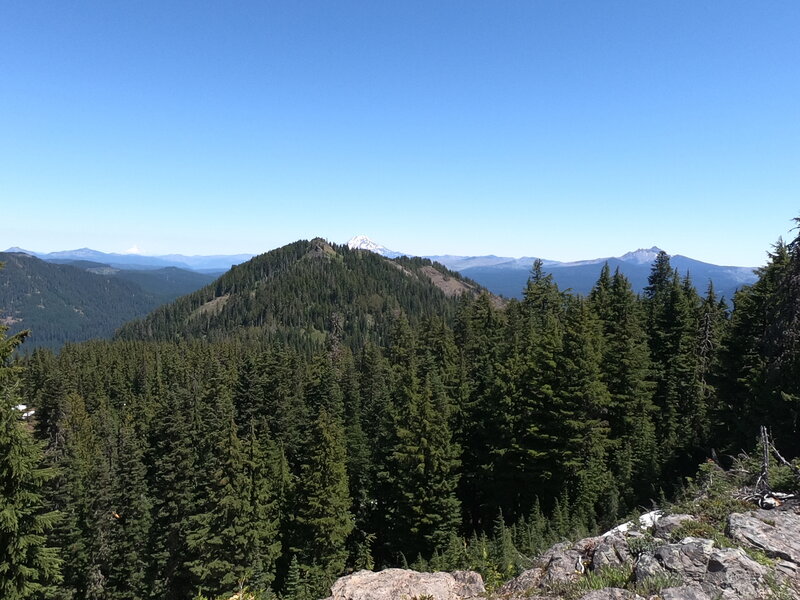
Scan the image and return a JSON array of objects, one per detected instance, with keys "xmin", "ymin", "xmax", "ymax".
[{"xmin": 4, "ymin": 223, "xmax": 800, "ymax": 600}]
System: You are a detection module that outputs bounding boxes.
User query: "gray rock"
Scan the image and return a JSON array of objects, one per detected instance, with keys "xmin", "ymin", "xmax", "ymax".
[
  {"xmin": 450, "ymin": 571, "xmax": 485, "ymax": 598},
  {"xmin": 577, "ymin": 588, "xmax": 644, "ymax": 600},
  {"xmin": 591, "ymin": 534, "xmax": 631, "ymax": 570},
  {"xmin": 632, "ymin": 536, "xmax": 772, "ymax": 598},
  {"xmin": 650, "ymin": 538, "xmax": 714, "ymax": 582},
  {"xmin": 324, "ymin": 568, "xmax": 485, "ymax": 600},
  {"xmin": 700, "ymin": 547, "xmax": 769, "ymax": 599},
  {"xmin": 658, "ymin": 586, "xmax": 711, "ymax": 600},
  {"xmin": 776, "ymin": 558, "xmax": 800, "ymax": 580},
  {"xmin": 540, "ymin": 548, "xmax": 584, "ymax": 584},
  {"xmin": 496, "ymin": 567, "xmax": 545, "ymax": 596},
  {"xmin": 633, "ymin": 552, "xmax": 666, "ymax": 581},
  {"xmin": 572, "ymin": 535, "xmax": 604, "ymax": 556},
  {"xmin": 654, "ymin": 514, "xmax": 695, "ymax": 539},
  {"xmin": 727, "ymin": 509, "xmax": 800, "ymax": 565}
]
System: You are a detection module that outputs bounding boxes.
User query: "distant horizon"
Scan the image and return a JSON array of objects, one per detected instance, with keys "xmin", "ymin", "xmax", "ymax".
[{"xmin": 2, "ymin": 235, "xmax": 771, "ymax": 268}]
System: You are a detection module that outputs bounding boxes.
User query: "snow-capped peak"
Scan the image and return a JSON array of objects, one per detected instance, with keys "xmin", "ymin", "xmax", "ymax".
[
  {"xmin": 346, "ymin": 235, "xmax": 403, "ymax": 258},
  {"xmin": 3, "ymin": 246, "xmax": 35, "ymax": 255},
  {"xmin": 619, "ymin": 247, "xmax": 665, "ymax": 264}
]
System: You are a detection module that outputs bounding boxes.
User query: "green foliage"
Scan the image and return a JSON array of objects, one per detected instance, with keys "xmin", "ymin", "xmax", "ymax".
[
  {"xmin": 0, "ymin": 323, "xmax": 62, "ymax": 598},
  {"xmin": 670, "ymin": 462, "xmax": 751, "ymax": 531},
  {"xmin": 541, "ymin": 564, "xmax": 634, "ymax": 600},
  {"xmin": 18, "ymin": 217, "xmax": 800, "ymax": 600},
  {"xmin": 630, "ymin": 572, "xmax": 684, "ymax": 596},
  {"xmin": 626, "ymin": 533, "xmax": 659, "ymax": 558},
  {"xmin": 292, "ymin": 408, "xmax": 353, "ymax": 590},
  {"xmin": 0, "ymin": 252, "xmax": 192, "ymax": 349},
  {"xmin": 116, "ymin": 240, "xmax": 485, "ymax": 353}
]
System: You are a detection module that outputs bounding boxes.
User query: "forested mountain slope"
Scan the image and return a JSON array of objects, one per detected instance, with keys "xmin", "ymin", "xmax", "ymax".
[
  {"xmin": 116, "ymin": 237, "xmax": 491, "ymax": 349},
  {"xmin": 8, "ymin": 220, "xmax": 800, "ymax": 600},
  {"xmin": 50, "ymin": 260, "xmax": 218, "ymax": 299},
  {"xmin": 0, "ymin": 252, "xmax": 165, "ymax": 348}
]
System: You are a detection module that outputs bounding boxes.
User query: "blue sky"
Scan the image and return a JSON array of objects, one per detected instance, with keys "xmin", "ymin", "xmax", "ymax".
[{"xmin": 2, "ymin": 1, "xmax": 799, "ymax": 266}]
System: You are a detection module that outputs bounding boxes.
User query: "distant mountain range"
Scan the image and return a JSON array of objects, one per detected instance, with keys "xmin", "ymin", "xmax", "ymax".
[
  {"xmin": 346, "ymin": 236, "xmax": 758, "ymax": 301},
  {"xmin": 4, "ymin": 247, "xmax": 253, "ymax": 273},
  {"xmin": 2, "ymin": 238, "xmax": 758, "ymax": 350},
  {"xmin": 9, "ymin": 241, "xmax": 758, "ymax": 301}
]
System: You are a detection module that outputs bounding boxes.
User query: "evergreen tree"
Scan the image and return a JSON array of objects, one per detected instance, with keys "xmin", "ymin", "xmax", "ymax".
[
  {"xmin": 452, "ymin": 293, "xmax": 505, "ymax": 528},
  {"xmin": 592, "ymin": 268, "xmax": 656, "ymax": 504},
  {"xmin": 717, "ymin": 241, "xmax": 790, "ymax": 450},
  {"xmin": 557, "ymin": 297, "xmax": 613, "ymax": 522},
  {"xmin": 241, "ymin": 427, "xmax": 282, "ymax": 593},
  {"xmin": 147, "ymin": 388, "xmax": 198, "ymax": 599},
  {"xmin": 0, "ymin": 326, "xmax": 62, "ymax": 599},
  {"xmin": 382, "ymin": 369, "xmax": 462, "ymax": 559},
  {"xmin": 503, "ymin": 261, "xmax": 564, "ymax": 517},
  {"xmin": 107, "ymin": 411, "xmax": 151, "ymax": 600},
  {"xmin": 292, "ymin": 408, "xmax": 353, "ymax": 594}
]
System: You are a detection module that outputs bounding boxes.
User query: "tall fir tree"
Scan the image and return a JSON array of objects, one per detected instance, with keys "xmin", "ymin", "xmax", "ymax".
[
  {"xmin": 382, "ymin": 369, "xmax": 462, "ymax": 559},
  {"xmin": 591, "ymin": 268, "xmax": 657, "ymax": 505},
  {"xmin": 107, "ymin": 411, "xmax": 151, "ymax": 600},
  {"xmin": 556, "ymin": 297, "xmax": 613, "ymax": 524},
  {"xmin": 292, "ymin": 408, "xmax": 353, "ymax": 596},
  {"xmin": 0, "ymin": 325, "xmax": 62, "ymax": 599}
]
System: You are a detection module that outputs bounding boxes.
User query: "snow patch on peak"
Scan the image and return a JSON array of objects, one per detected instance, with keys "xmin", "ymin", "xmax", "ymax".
[
  {"xmin": 619, "ymin": 247, "xmax": 666, "ymax": 264},
  {"xmin": 3, "ymin": 247, "xmax": 35, "ymax": 255},
  {"xmin": 346, "ymin": 235, "xmax": 403, "ymax": 258}
]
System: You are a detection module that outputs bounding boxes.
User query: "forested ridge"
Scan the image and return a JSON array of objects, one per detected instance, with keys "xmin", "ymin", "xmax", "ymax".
[
  {"xmin": 116, "ymin": 238, "xmax": 488, "ymax": 351},
  {"xmin": 0, "ymin": 253, "xmax": 213, "ymax": 350},
  {"xmin": 4, "ymin": 224, "xmax": 800, "ymax": 600}
]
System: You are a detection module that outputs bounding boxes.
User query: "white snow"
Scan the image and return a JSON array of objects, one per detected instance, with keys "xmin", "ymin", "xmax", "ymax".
[
  {"xmin": 603, "ymin": 510, "xmax": 663, "ymax": 537},
  {"xmin": 619, "ymin": 247, "xmax": 665, "ymax": 265},
  {"xmin": 346, "ymin": 235, "xmax": 403, "ymax": 258}
]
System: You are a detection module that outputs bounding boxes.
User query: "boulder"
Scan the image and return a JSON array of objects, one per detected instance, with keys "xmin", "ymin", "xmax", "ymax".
[
  {"xmin": 496, "ymin": 567, "xmax": 545, "ymax": 596},
  {"xmin": 632, "ymin": 537, "xmax": 771, "ymax": 599},
  {"xmin": 576, "ymin": 588, "xmax": 644, "ymax": 600},
  {"xmin": 658, "ymin": 586, "xmax": 711, "ymax": 600},
  {"xmin": 642, "ymin": 537, "xmax": 714, "ymax": 582},
  {"xmin": 498, "ymin": 541, "xmax": 587, "ymax": 595},
  {"xmin": 591, "ymin": 534, "xmax": 631, "ymax": 570},
  {"xmin": 701, "ymin": 547, "xmax": 769, "ymax": 599},
  {"xmin": 633, "ymin": 552, "xmax": 666, "ymax": 581},
  {"xmin": 653, "ymin": 514, "xmax": 695, "ymax": 539},
  {"xmin": 539, "ymin": 547, "xmax": 584, "ymax": 584},
  {"xmin": 324, "ymin": 568, "xmax": 485, "ymax": 600},
  {"xmin": 727, "ymin": 509, "xmax": 800, "ymax": 565}
]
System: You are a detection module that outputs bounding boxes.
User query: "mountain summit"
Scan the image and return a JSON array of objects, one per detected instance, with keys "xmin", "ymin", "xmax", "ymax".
[
  {"xmin": 118, "ymin": 238, "xmax": 490, "ymax": 348},
  {"xmin": 619, "ymin": 246, "xmax": 665, "ymax": 264},
  {"xmin": 346, "ymin": 235, "xmax": 403, "ymax": 258}
]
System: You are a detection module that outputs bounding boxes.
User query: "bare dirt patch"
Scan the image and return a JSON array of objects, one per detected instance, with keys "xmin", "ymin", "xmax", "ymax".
[
  {"xmin": 190, "ymin": 294, "xmax": 230, "ymax": 320},
  {"xmin": 420, "ymin": 265, "xmax": 479, "ymax": 297}
]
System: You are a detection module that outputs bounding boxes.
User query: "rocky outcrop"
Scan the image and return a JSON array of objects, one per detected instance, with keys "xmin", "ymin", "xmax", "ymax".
[
  {"xmin": 653, "ymin": 514, "xmax": 695, "ymax": 539},
  {"xmin": 728, "ymin": 509, "xmax": 800, "ymax": 565},
  {"xmin": 576, "ymin": 590, "xmax": 643, "ymax": 600},
  {"xmin": 322, "ymin": 506, "xmax": 800, "ymax": 600},
  {"xmin": 658, "ymin": 587, "xmax": 711, "ymax": 600},
  {"xmin": 591, "ymin": 534, "xmax": 632, "ymax": 570},
  {"xmin": 322, "ymin": 568, "xmax": 485, "ymax": 600}
]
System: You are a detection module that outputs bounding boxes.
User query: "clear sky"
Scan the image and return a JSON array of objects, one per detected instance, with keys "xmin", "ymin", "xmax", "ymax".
[{"xmin": 2, "ymin": 1, "xmax": 799, "ymax": 266}]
